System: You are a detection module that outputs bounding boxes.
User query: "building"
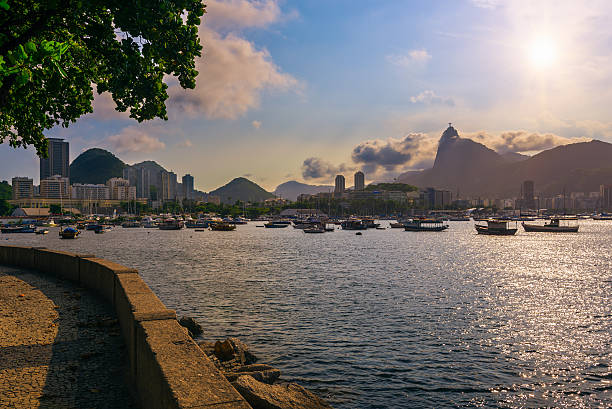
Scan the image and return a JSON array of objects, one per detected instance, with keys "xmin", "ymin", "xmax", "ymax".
[
  {"xmin": 40, "ymin": 175, "xmax": 70, "ymax": 199},
  {"xmin": 11, "ymin": 177, "xmax": 33, "ymax": 199},
  {"xmin": 106, "ymin": 178, "xmax": 136, "ymax": 201},
  {"xmin": 40, "ymin": 138, "xmax": 69, "ymax": 181},
  {"xmin": 521, "ymin": 180, "xmax": 536, "ymax": 209},
  {"xmin": 334, "ymin": 175, "xmax": 345, "ymax": 194},
  {"xmin": 182, "ymin": 174, "xmax": 194, "ymax": 199},
  {"xmin": 123, "ymin": 166, "xmax": 151, "ymax": 199},
  {"xmin": 600, "ymin": 184, "xmax": 612, "ymax": 211},
  {"xmin": 422, "ymin": 187, "xmax": 452, "ymax": 208},
  {"xmin": 71, "ymin": 183, "xmax": 110, "ymax": 200},
  {"xmin": 354, "ymin": 171, "xmax": 365, "ymax": 191}
]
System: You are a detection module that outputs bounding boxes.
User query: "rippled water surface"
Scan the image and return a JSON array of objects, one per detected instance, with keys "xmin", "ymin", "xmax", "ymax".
[{"xmin": 4, "ymin": 220, "xmax": 611, "ymax": 408}]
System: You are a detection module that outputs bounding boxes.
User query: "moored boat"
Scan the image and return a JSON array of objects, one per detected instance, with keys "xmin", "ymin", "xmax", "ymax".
[
  {"xmin": 341, "ymin": 220, "xmax": 367, "ymax": 230},
  {"xmin": 59, "ymin": 227, "xmax": 80, "ymax": 239},
  {"xmin": 522, "ymin": 218, "xmax": 579, "ymax": 232},
  {"xmin": 210, "ymin": 222, "xmax": 236, "ymax": 231},
  {"xmin": 35, "ymin": 228, "xmax": 49, "ymax": 235},
  {"xmin": 122, "ymin": 221, "xmax": 142, "ymax": 228},
  {"xmin": 158, "ymin": 219, "xmax": 184, "ymax": 230},
  {"xmin": 1, "ymin": 225, "xmax": 36, "ymax": 233},
  {"xmin": 404, "ymin": 219, "xmax": 449, "ymax": 232},
  {"xmin": 264, "ymin": 221, "xmax": 289, "ymax": 228},
  {"xmin": 475, "ymin": 219, "xmax": 517, "ymax": 235},
  {"xmin": 389, "ymin": 222, "xmax": 405, "ymax": 228},
  {"xmin": 304, "ymin": 227, "xmax": 325, "ymax": 233}
]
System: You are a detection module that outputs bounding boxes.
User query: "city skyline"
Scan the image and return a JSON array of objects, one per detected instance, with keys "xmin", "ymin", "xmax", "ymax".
[{"xmin": 2, "ymin": 1, "xmax": 612, "ymax": 191}]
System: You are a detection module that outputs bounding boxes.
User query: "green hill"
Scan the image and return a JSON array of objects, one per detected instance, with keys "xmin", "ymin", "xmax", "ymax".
[
  {"xmin": 365, "ymin": 183, "xmax": 418, "ymax": 192},
  {"xmin": 210, "ymin": 177, "xmax": 275, "ymax": 204},
  {"xmin": 70, "ymin": 148, "xmax": 125, "ymax": 184}
]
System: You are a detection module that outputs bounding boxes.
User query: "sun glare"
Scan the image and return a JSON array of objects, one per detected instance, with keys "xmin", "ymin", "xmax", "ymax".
[{"xmin": 528, "ymin": 36, "xmax": 558, "ymax": 69}]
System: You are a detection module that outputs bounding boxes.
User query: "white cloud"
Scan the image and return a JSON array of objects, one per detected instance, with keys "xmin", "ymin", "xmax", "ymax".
[
  {"xmin": 386, "ymin": 49, "xmax": 432, "ymax": 67},
  {"xmin": 168, "ymin": 26, "xmax": 298, "ymax": 119},
  {"xmin": 470, "ymin": 0, "xmax": 500, "ymax": 9},
  {"xmin": 88, "ymin": 89, "xmax": 130, "ymax": 120},
  {"xmin": 251, "ymin": 120, "xmax": 262, "ymax": 129},
  {"xmin": 177, "ymin": 139, "xmax": 193, "ymax": 148},
  {"xmin": 410, "ymin": 90, "xmax": 455, "ymax": 106},
  {"xmin": 204, "ymin": 0, "xmax": 282, "ymax": 31},
  {"xmin": 351, "ymin": 133, "xmax": 437, "ymax": 172},
  {"xmin": 106, "ymin": 126, "xmax": 166, "ymax": 153},
  {"xmin": 466, "ymin": 130, "xmax": 590, "ymax": 153}
]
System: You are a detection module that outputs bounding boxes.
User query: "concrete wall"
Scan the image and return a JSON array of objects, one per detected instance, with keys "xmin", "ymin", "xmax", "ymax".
[{"xmin": 0, "ymin": 245, "xmax": 251, "ymax": 409}]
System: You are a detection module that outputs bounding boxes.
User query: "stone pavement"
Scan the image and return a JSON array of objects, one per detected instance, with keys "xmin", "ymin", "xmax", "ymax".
[{"xmin": 0, "ymin": 265, "xmax": 135, "ymax": 409}]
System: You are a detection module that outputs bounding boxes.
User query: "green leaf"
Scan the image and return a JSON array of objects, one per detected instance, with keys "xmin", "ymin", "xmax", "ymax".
[{"xmin": 0, "ymin": 0, "xmax": 9, "ymax": 10}]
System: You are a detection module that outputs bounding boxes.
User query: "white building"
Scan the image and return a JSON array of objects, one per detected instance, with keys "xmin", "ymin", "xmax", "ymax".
[
  {"xmin": 106, "ymin": 178, "xmax": 136, "ymax": 201},
  {"xmin": 71, "ymin": 183, "xmax": 110, "ymax": 200},
  {"xmin": 11, "ymin": 177, "xmax": 34, "ymax": 199},
  {"xmin": 40, "ymin": 175, "xmax": 70, "ymax": 199}
]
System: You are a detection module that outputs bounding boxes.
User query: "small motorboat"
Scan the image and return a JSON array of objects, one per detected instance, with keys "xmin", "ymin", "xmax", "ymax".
[
  {"xmin": 195, "ymin": 229, "xmax": 206, "ymax": 232},
  {"xmin": 304, "ymin": 227, "xmax": 325, "ymax": 233},
  {"xmin": 59, "ymin": 227, "xmax": 80, "ymax": 239},
  {"xmin": 210, "ymin": 222, "xmax": 236, "ymax": 231},
  {"xmin": 264, "ymin": 222, "xmax": 289, "ymax": 228},
  {"xmin": 389, "ymin": 222, "xmax": 405, "ymax": 228},
  {"xmin": 35, "ymin": 228, "xmax": 49, "ymax": 235},
  {"xmin": 93, "ymin": 225, "xmax": 105, "ymax": 234},
  {"xmin": 1, "ymin": 225, "xmax": 36, "ymax": 233},
  {"xmin": 376, "ymin": 226, "xmax": 386, "ymax": 230},
  {"xmin": 522, "ymin": 218, "xmax": 579, "ymax": 232},
  {"xmin": 475, "ymin": 219, "xmax": 517, "ymax": 236}
]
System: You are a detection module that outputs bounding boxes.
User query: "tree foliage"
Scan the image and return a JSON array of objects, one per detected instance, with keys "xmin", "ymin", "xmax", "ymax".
[{"xmin": 0, "ymin": 0, "xmax": 205, "ymax": 155}]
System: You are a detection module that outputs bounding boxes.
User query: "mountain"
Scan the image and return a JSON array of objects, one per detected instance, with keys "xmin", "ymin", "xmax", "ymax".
[
  {"xmin": 398, "ymin": 125, "xmax": 612, "ymax": 198},
  {"xmin": 210, "ymin": 177, "xmax": 275, "ymax": 204},
  {"xmin": 501, "ymin": 152, "xmax": 530, "ymax": 162},
  {"xmin": 274, "ymin": 181, "xmax": 333, "ymax": 201},
  {"xmin": 130, "ymin": 160, "xmax": 167, "ymax": 175},
  {"xmin": 70, "ymin": 148, "xmax": 125, "ymax": 184}
]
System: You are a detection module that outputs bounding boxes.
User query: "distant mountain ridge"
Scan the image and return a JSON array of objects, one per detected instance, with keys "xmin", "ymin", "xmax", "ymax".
[
  {"xmin": 398, "ymin": 125, "xmax": 610, "ymax": 197},
  {"xmin": 210, "ymin": 177, "xmax": 275, "ymax": 204},
  {"xmin": 274, "ymin": 181, "xmax": 333, "ymax": 201}
]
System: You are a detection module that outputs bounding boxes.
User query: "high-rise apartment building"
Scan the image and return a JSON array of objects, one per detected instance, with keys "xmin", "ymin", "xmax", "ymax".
[
  {"xmin": 600, "ymin": 184, "xmax": 612, "ymax": 211},
  {"xmin": 354, "ymin": 171, "xmax": 365, "ymax": 191},
  {"xmin": 123, "ymin": 166, "xmax": 151, "ymax": 199},
  {"xmin": 522, "ymin": 180, "xmax": 536, "ymax": 209},
  {"xmin": 40, "ymin": 175, "xmax": 70, "ymax": 199},
  {"xmin": 182, "ymin": 174, "xmax": 194, "ymax": 199},
  {"xmin": 40, "ymin": 138, "xmax": 69, "ymax": 181},
  {"xmin": 334, "ymin": 175, "xmax": 345, "ymax": 194},
  {"xmin": 11, "ymin": 177, "xmax": 34, "ymax": 199}
]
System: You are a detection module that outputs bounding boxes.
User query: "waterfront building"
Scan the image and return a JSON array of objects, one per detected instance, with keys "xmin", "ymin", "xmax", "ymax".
[
  {"xmin": 334, "ymin": 175, "xmax": 345, "ymax": 194},
  {"xmin": 354, "ymin": 171, "xmax": 365, "ymax": 191},
  {"xmin": 11, "ymin": 177, "xmax": 34, "ymax": 199},
  {"xmin": 71, "ymin": 183, "xmax": 111, "ymax": 200},
  {"xmin": 422, "ymin": 188, "xmax": 452, "ymax": 209},
  {"xmin": 106, "ymin": 178, "xmax": 136, "ymax": 201},
  {"xmin": 521, "ymin": 180, "xmax": 537, "ymax": 209},
  {"xmin": 182, "ymin": 174, "xmax": 194, "ymax": 199},
  {"xmin": 600, "ymin": 184, "xmax": 612, "ymax": 211},
  {"xmin": 40, "ymin": 175, "xmax": 70, "ymax": 199},
  {"xmin": 39, "ymin": 138, "xmax": 69, "ymax": 181}
]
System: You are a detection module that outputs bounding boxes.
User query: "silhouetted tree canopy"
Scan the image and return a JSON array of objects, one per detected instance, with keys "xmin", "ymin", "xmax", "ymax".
[{"xmin": 0, "ymin": 0, "xmax": 205, "ymax": 155}]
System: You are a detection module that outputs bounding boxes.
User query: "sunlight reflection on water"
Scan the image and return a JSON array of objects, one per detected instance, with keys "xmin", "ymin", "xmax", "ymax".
[{"xmin": 4, "ymin": 220, "xmax": 611, "ymax": 408}]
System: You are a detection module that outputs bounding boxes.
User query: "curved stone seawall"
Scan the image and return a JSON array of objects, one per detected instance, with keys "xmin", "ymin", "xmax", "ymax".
[{"xmin": 0, "ymin": 245, "xmax": 251, "ymax": 409}]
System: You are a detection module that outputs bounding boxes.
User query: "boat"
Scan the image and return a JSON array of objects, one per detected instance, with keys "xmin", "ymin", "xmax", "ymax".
[
  {"xmin": 376, "ymin": 226, "xmax": 386, "ymax": 230},
  {"xmin": 522, "ymin": 218, "xmax": 579, "ymax": 232},
  {"xmin": 389, "ymin": 222, "xmax": 405, "ymax": 228},
  {"xmin": 92, "ymin": 225, "xmax": 106, "ymax": 234},
  {"xmin": 475, "ymin": 219, "xmax": 518, "ymax": 235},
  {"xmin": 35, "ymin": 228, "xmax": 49, "ymax": 235},
  {"xmin": 404, "ymin": 219, "xmax": 449, "ymax": 232},
  {"xmin": 340, "ymin": 220, "xmax": 367, "ymax": 230},
  {"xmin": 323, "ymin": 224, "xmax": 335, "ymax": 232},
  {"xmin": 158, "ymin": 219, "xmax": 184, "ymax": 230},
  {"xmin": 231, "ymin": 217, "xmax": 249, "ymax": 225},
  {"xmin": 304, "ymin": 227, "xmax": 325, "ymax": 233},
  {"xmin": 592, "ymin": 213, "xmax": 612, "ymax": 220},
  {"xmin": 195, "ymin": 229, "xmax": 206, "ymax": 232},
  {"xmin": 449, "ymin": 216, "xmax": 470, "ymax": 221},
  {"xmin": 210, "ymin": 222, "xmax": 236, "ymax": 231},
  {"xmin": 122, "ymin": 221, "xmax": 142, "ymax": 228},
  {"xmin": 361, "ymin": 217, "xmax": 380, "ymax": 228},
  {"xmin": 59, "ymin": 227, "xmax": 80, "ymax": 239},
  {"xmin": 86, "ymin": 223, "xmax": 103, "ymax": 231},
  {"xmin": 264, "ymin": 222, "xmax": 289, "ymax": 228},
  {"xmin": 1, "ymin": 225, "xmax": 36, "ymax": 233}
]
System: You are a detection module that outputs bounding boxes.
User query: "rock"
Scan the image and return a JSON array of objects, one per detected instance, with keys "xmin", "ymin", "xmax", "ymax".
[
  {"xmin": 225, "ymin": 364, "xmax": 281, "ymax": 384},
  {"xmin": 232, "ymin": 375, "xmax": 332, "ymax": 409},
  {"xmin": 178, "ymin": 316, "xmax": 203, "ymax": 338},
  {"xmin": 197, "ymin": 341, "xmax": 216, "ymax": 357},
  {"xmin": 214, "ymin": 337, "xmax": 257, "ymax": 364}
]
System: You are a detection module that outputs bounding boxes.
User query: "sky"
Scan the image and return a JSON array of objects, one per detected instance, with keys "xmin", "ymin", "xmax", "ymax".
[{"xmin": 2, "ymin": 0, "xmax": 612, "ymax": 192}]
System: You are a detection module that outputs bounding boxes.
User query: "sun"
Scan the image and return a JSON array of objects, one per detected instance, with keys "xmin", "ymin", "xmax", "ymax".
[{"xmin": 528, "ymin": 36, "xmax": 558, "ymax": 69}]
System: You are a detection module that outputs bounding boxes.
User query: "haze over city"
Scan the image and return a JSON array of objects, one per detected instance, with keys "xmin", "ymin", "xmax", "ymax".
[{"xmin": 2, "ymin": 0, "xmax": 612, "ymax": 192}]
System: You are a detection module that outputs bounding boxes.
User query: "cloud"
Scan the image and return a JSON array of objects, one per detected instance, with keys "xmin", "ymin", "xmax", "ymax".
[
  {"xmin": 386, "ymin": 49, "xmax": 431, "ymax": 67},
  {"xmin": 168, "ymin": 27, "xmax": 298, "ymax": 119},
  {"xmin": 88, "ymin": 89, "xmax": 130, "ymax": 120},
  {"xmin": 465, "ymin": 130, "xmax": 591, "ymax": 153},
  {"xmin": 106, "ymin": 126, "xmax": 166, "ymax": 153},
  {"xmin": 205, "ymin": 0, "xmax": 282, "ymax": 31},
  {"xmin": 251, "ymin": 120, "xmax": 262, "ymax": 129},
  {"xmin": 301, "ymin": 157, "xmax": 350, "ymax": 180},
  {"xmin": 351, "ymin": 133, "xmax": 437, "ymax": 172},
  {"xmin": 176, "ymin": 139, "xmax": 193, "ymax": 148},
  {"xmin": 410, "ymin": 90, "xmax": 454, "ymax": 106},
  {"xmin": 469, "ymin": 0, "xmax": 500, "ymax": 9}
]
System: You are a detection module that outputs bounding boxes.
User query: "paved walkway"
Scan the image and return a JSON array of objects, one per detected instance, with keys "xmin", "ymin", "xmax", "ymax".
[{"xmin": 0, "ymin": 265, "xmax": 135, "ymax": 408}]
